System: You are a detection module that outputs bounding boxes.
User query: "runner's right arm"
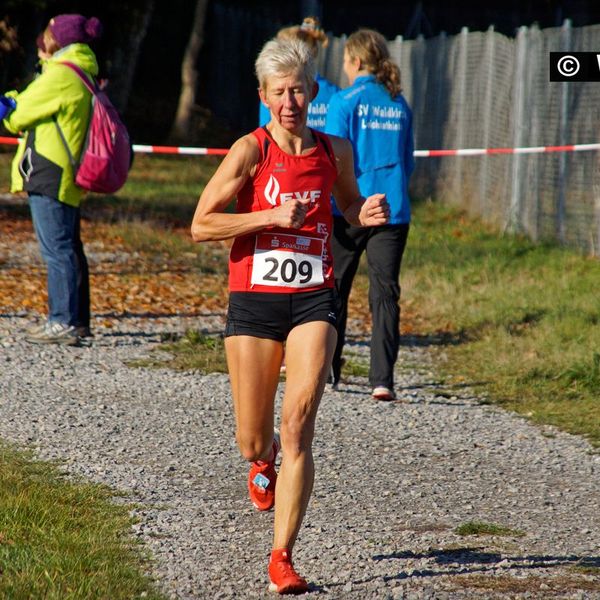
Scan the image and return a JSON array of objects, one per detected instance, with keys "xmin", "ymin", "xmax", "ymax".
[{"xmin": 191, "ymin": 135, "xmax": 310, "ymax": 242}]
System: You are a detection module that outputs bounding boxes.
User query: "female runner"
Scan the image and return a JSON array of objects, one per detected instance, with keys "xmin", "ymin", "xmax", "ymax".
[{"xmin": 191, "ymin": 37, "xmax": 388, "ymax": 594}]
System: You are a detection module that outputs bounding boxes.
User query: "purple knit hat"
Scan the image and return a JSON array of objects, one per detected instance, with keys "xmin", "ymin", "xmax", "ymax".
[{"xmin": 49, "ymin": 14, "xmax": 103, "ymax": 48}]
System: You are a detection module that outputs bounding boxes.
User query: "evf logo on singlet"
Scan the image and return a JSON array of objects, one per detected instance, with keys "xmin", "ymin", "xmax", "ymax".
[
  {"xmin": 264, "ymin": 174, "xmax": 322, "ymax": 207},
  {"xmin": 264, "ymin": 175, "xmax": 281, "ymax": 206}
]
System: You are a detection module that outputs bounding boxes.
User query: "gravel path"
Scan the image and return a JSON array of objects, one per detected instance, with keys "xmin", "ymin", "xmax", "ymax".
[{"xmin": 0, "ymin": 313, "xmax": 599, "ymax": 600}]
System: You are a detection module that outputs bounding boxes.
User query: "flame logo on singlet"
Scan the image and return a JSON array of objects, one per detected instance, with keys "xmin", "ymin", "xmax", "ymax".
[{"xmin": 264, "ymin": 174, "xmax": 281, "ymax": 206}]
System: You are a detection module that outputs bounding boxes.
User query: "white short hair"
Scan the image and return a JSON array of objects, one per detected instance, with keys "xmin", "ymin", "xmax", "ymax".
[{"xmin": 255, "ymin": 38, "xmax": 316, "ymax": 91}]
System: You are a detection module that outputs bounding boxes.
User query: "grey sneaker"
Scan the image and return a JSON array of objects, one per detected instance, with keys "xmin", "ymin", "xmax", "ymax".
[
  {"xmin": 27, "ymin": 321, "xmax": 49, "ymax": 336},
  {"xmin": 26, "ymin": 321, "xmax": 79, "ymax": 346}
]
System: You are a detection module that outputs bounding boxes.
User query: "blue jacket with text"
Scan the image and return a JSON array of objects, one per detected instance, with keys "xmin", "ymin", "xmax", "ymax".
[{"xmin": 325, "ymin": 74, "xmax": 414, "ymax": 223}]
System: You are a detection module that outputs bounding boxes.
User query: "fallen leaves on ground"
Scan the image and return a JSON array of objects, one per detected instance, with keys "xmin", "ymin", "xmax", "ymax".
[
  {"xmin": 0, "ymin": 213, "xmax": 229, "ymax": 319},
  {"xmin": 0, "ymin": 208, "xmax": 416, "ymax": 334}
]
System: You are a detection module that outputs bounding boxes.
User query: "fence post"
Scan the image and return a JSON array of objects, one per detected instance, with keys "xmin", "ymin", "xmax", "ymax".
[
  {"xmin": 524, "ymin": 24, "xmax": 542, "ymax": 241},
  {"xmin": 324, "ymin": 34, "xmax": 347, "ymax": 88},
  {"xmin": 434, "ymin": 31, "xmax": 448, "ymax": 199},
  {"xmin": 409, "ymin": 35, "xmax": 425, "ymax": 128},
  {"xmin": 508, "ymin": 26, "xmax": 528, "ymax": 232},
  {"xmin": 595, "ymin": 151, "xmax": 600, "ymax": 256},
  {"xmin": 557, "ymin": 19, "xmax": 572, "ymax": 244},
  {"xmin": 455, "ymin": 27, "xmax": 469, "ymax": 202},
  {"xmin": 479, "ymin": 26, "xmax": 495, "ymax": 217},
  {"xmin": 391, "ymin": 34, "xmax": 403, "ymax": 67}
]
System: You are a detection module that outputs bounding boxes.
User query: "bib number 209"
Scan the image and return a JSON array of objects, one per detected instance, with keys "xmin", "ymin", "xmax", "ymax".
[
  {"xmin": 251, "ymin": 234, "xmax": 325, "ymax": 288},
  {"xmin": 264, "ymin": 257, "xmax": 313, "ymax": 284}
]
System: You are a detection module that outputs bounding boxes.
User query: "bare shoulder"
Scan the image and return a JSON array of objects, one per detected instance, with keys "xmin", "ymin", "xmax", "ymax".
[
  {"xmin": 326, "ymin": 134, "xmax": 352, "ymax": 159},
  {"xmin": 222, "ymin": 132, "xmax": 261, "ymax": 175},
  {"xmin": 325, "ymin": 134, "xmax": 353, "ymax": 176},
  {"xmin": 229, "ymin": 133, "xmax": 260, "ymax": 160}
]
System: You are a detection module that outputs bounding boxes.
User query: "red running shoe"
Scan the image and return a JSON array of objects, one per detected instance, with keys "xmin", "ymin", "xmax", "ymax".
[
  {"xmin": 248, "ymin": 433, "xmax": 280, "ymax": 511},
  {"xmin": 268, "ymin": 548, "xmax": 308, "ymax": 594}
]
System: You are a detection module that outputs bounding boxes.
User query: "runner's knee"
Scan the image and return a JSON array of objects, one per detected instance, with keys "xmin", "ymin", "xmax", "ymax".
[
  {"xmin": 236, "ymin": 431, "xmax": 273, "ymax": 462},
  {"xmin": 280, "ymin": 409, "xmax": 316, "ymax": 456}
]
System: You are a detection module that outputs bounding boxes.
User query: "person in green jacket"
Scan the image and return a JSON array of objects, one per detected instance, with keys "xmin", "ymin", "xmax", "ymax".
[{"xmin": 1, "ymin": 14, "xmax": 102, "ymax": 345}]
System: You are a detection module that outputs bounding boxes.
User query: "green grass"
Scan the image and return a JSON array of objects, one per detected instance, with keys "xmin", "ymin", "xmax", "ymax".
[
  {"xmin": 341, "ymin": 353, "xmax": 370, "ymax": 378},
  {"xmin": 0, "ymin": 443, "xmax": 164, "ymax": 600},
  {"xmin": 108, "ymin": 219, "xmax": 227, "ymax": 273},
  {"xmin": 404, "ymin": 200, "xmax": 600, "ymax": 447},
  {"xmin": 110, "ymin": 220, "xmax": 199, "ymax": 258},
  {"xmin": 129, "ymin": 330, "xmax": 229, "ymax": 373},
  {"xmin": 87, "ymin": 153, "xmax": 221, "ymax": 225},
  {"xmin": 455, "ymin": 521, "xmax": 525, "ymax": 538},
  {"xmin": 87, "ymin": 154, "xmax": 231, "ymax": 266}
]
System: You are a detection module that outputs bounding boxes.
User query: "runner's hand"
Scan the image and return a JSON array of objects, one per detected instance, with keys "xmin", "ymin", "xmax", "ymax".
[
  {"xmin": 271, "ymin": 198, "xmax": 310, "ymax": 229},
  {"xmin": 359, "ymin": 193, "xmax": 389, "ymax": 226}
]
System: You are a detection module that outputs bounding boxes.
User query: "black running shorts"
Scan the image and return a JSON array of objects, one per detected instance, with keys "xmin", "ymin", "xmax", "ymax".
[{"xmin": 225, "ymin": 288, "xmax": 337, "ymax": 342}]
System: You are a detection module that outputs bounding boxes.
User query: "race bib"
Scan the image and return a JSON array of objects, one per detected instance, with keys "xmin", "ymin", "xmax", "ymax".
[{"xmin": 251, "ymin": 233, "xmax": 324, "ymax": 288}]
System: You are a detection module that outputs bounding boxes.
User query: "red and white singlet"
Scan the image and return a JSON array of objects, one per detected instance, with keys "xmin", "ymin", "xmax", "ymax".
[{"xmin": 229, "ymin": 127, "xmax": 338, "ymax": 293}]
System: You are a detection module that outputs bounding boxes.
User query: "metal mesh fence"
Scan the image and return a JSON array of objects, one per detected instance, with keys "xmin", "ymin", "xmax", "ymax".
[{"xmin": 318, "ymin": 22, "xmax": 600, "ymax": 255}]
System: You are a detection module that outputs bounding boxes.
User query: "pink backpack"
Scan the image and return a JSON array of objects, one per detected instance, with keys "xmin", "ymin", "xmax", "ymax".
[{"xmin": 55, "ymin": 61, "xmax": 131, "ymax": 194}]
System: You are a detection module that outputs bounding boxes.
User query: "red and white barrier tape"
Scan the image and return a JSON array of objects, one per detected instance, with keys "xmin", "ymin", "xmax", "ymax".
[
  {"xmin": 132, "ymin": 143, "xmax": 228, "ymax": 156},
  {"xmin": 1, "ymin": 135, "xmax": 599, "ymax": 157},
  {"xmin": 0, "ymin": 136, "xmax": 229, "ymax": 156},
  {"xmin": 413, "ymin": 143, "xmax": 600, "ymax": 157}
]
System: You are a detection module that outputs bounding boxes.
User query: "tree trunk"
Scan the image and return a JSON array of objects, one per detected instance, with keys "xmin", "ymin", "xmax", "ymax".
[
  {"xmin": 107, "ymin": 0, "xmax": 155, "ymax": 113},
  {"xmin": 169, "ymin": 0, "xmax": 209, "ymax": 142}
]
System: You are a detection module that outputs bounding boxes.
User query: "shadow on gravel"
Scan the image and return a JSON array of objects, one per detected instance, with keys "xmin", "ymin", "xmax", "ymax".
[
  {"xmin": 0, "ymin": 311, "xmax": 224, "ymax": 321},
  {"xmin": 401, "ymin": 382, "xmax": 484, "ymax": 392},
  {"xmin": 401, "ymin": 332, "xmax": 466, "ymax": 347},
  {"xmin": 93, "ymin": 311, "xmax": 224, "ymax": 320},
  {"xmin": 367, "ymin": 548, "xmax": 600, "ymax": 582},
  {"xmin": 99, "ymin": 330, "xmax": 224, "ymax": 341},
  {"xmin": 345, "ymin": 331, "xmax": 467, "ymax": 349},
  {"xmin": 333, "ymin": 383, "xmax": 483, "ymax": 407},
  {"xmin": 336, "ymin": 390, "xmax": 478, "ymax": 407},
  {"xmin": 344, "ymin": 333, "xmax": 466, "ymax": 349}
]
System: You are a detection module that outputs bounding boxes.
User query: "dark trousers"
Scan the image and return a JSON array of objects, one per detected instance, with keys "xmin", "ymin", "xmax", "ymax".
[
  {"xmin": 29, "ymin": 194, "xmax": 90, "ymax": 328},
  {"xmin": 330, "ymin": 216, "xmax": 409, "ymax": 389}
]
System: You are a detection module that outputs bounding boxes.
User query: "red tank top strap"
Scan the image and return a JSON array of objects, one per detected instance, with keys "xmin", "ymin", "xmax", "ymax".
[
  {"xmin": 314, "ymin": 131, "xmax": 336, "ymax": 169},
  {"xmin": 250, "ymin": 127, "xmax": 272, "ymax": 163}
]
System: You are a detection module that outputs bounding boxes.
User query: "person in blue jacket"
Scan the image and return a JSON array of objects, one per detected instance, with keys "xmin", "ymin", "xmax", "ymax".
[
  {"xmin": 258, "ymin": 16, "xmax": 339, "ymax": 132},
  {"xmin": 325, "ymin": 28, "xmax": 414, "ymax": 401}
]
